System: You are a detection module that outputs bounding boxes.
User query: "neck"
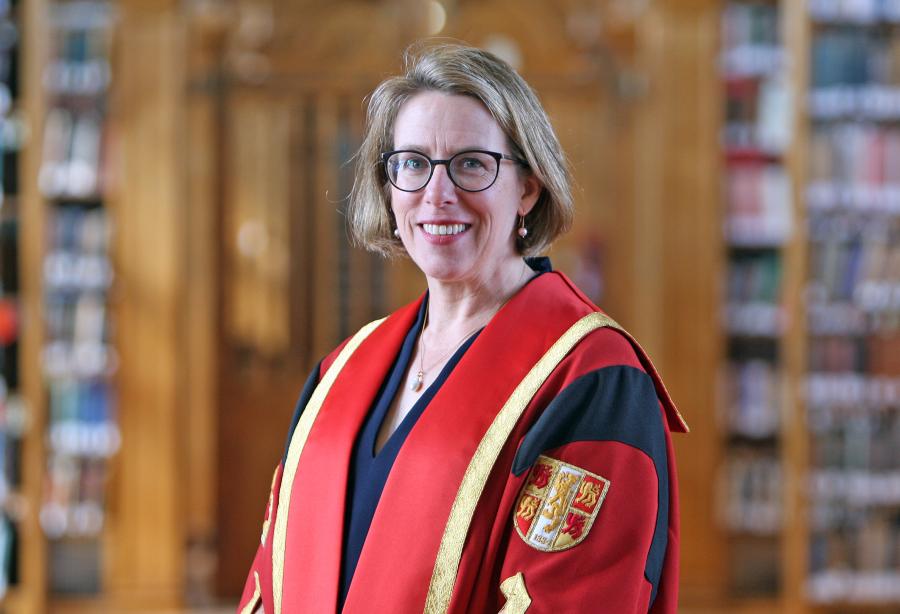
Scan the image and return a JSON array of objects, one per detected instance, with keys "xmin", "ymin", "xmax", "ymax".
[{"xmin": 423, "ymin": 257, "xmax": 532, "ymax": 333}]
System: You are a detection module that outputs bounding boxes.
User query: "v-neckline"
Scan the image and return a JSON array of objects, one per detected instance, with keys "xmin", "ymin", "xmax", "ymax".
[{"xmin": 367, "ymin": 323, "xmax": 481, "ymax": 459}]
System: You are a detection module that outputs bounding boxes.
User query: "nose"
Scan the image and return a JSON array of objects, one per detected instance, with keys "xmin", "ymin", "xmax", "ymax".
[{"xmin": 423, "ymin": 163, "xmax": 457, "ymax": 206}]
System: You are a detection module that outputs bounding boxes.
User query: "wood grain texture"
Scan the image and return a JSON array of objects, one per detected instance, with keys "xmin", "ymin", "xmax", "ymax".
[
  {"xmin": 18, "ymin": 0, "xmax": 51, "ymax": 612},
  {"xmin": 105, "ymin": 3, "xmax": 186, "ymax": 608},
  {"xmin": 633, "ymin": 1, "xmax": 727, "ymax": 606},
  {"xmin": 782, "ymin": 1, "xmax": 811, "ymax": 612}
]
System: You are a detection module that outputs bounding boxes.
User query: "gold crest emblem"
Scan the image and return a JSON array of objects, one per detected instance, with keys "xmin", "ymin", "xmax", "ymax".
[{"xmin": 513, "ymin": 455, "xmax": 610, "ymax": 552}]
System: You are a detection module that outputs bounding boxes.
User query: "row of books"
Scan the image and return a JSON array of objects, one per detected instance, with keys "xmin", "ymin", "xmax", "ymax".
[
  {"xmin": 724, "ymin": 77, "xmax": 790, "ymax": 155},
  {"xmin": 808, "ymin": 569, "xmax": 900, "ymax": 604},
  {"xmin": 807, "ymin": 292, "xmax": 897, "ymax": 333},
  {"xmin": 724, "ymin": 249, "xmax": 786, "ymax": 336},
  {"xmin": 727, "ymin": 251, "xmax": 782, "ymax": 303},
  {"xmin": 45, "ymin": 252, "xmax": 111, "ymax": 292},
  {"xmin": 49, "ymin": 206, "xmax": 109, "ymax": 254},
  {"xmin": 809, "ymin": 509, "xmax": 900, "ymax": 603},
  {"xmin": 724, "ymin": 164, "xmax": 793, "ymax": 246},
  {"xmin": 810, "ymin": 85, "xmax": 900, "ymax": 121},
  {"xmin": 808, "ymin": 208, "xmax": 899, "ymax": 242},
  {"xmin": 807, "ymin": 215, "xmax": 899, "ymax": 323},
  {"xmin": 719, "ymin": 453, "xmax": 782, "ymax": 535},
  {"xmin": 725, "ymin": 302, "xmax": 785, "ymax": 337},
  {"xmin": 40, "ymin": 108, "xmax": 106, "ymax": 200},
  {"xmin": 721, "ymin": 360, "xmax": 781, "ymax": 438},
  {"xmin": 809, "ymin": 125, "xmax": 900, "ymax": 191},
  {"xmin": 810, "ymin": 409, "xmax": 899, "ymax": 471},
  {"xmin": 810, "ymin": 0, "xmax": 900, "ymax": 24},
  {"xmin": 812, "ymin": 29, "xmax": 900, "ymax": 89},
  {"xmin": 806, "ymin": 296, "xmax": 897, "ymax": 336},
  {"xmin": 806, "ymin": 296, "xmax": 897, "ymax": 334},
  {"xmin": 47, "ymin": 376, "xmax": 112, "ymax": 424},
  {"xmin": 810, "ymin": 470, "xmax": 900, "ymax": 506},
  {"xmin": 808, "ymin": 334, "xmax": 899, "ymax": 374},
  {"xmin": 44, "ymin": 0, "xmax": 112, "ymax": 97},
  {"xmin": 720, "ymin": 2, "xmax": 782, "ymax": 78},
  {"xmin": 40, "ymin": 455, "xmax": 106, "ymax": 539},
  {"xmin": 45, "ymin": 295, "xmax": 108, "ymax": 345},
  {"xmin": 811, "ymin": 26, "xmax": 900, "ymax": 120},
  {"xmin": 807, "ymin": 182, "xmax": 900, "ymax": 213}
]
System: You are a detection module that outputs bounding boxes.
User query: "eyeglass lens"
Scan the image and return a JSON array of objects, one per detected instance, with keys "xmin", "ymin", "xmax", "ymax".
[{"xmin": 385, "ymin": 151, "xmax": 500, "ymax": 192}]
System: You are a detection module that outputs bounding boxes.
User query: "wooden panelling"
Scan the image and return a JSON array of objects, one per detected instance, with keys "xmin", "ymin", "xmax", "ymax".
[
  {"xmin": 224, "ymin": 91, "xmax": 292, "ymax": 358},
  {"xmin": 106, "ymin": 3, "xmax": 186, "ymax": 608},
  {"xmin": 634, "ymin": 1, "xmax": 727, "ymax": 606}
]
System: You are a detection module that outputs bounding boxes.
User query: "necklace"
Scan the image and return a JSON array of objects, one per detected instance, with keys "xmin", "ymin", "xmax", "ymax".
[
  {"xmin": 409, "ymin": 303, "xmax": 485, "ymax": 392},
  {"xmin": 409, "ymin": 263, "xmax": 532, "ymax": 392}
]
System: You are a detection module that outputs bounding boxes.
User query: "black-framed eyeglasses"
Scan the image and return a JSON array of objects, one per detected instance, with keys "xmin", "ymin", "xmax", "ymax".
[{"xmin": 381, "ymin": 149, "xmax": 527, "ymax": 193}]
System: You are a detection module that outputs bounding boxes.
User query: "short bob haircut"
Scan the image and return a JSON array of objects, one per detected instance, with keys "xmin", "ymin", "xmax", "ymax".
[{"xmin": 348, "ymin": 42, "xmax": 573, "ymax": 257}]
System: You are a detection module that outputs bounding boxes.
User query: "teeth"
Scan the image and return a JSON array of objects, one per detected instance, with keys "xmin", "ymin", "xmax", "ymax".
[{"xmin": 423, "ymin": 223, "xmax": 467, "ymax": 236}]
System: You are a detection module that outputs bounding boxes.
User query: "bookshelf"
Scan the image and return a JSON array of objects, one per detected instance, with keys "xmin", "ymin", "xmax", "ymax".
[
  {"xmin": 719, "ymin": 0, "xmax": 792, "ymax": 599},
  {"xmin": 39, "ymin": 1, "xmax": 115, "ymax": 601},
  {"xmin": 0, "ymin": 0, "xmax": 24, "ymax": 606},
  {"xmin": 804, "ymin": 0, "xmax": 900, "ymax": 608},
  {"xmin": 717, "ymin": 0, "xmax": 900, "ymax": 611},
  {"xmin": 11, "ymin": 0, "xmax": 117, "ymax": 611}
]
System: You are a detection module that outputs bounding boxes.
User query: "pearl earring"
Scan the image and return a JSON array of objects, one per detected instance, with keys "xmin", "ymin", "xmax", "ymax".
[
  {"xmin": 393, "ymin": 228, "xmax": 400, "ymax": 238},
  {"xmin": 517, "ymin": 215, "xmax": 528, "ymax": 239}
]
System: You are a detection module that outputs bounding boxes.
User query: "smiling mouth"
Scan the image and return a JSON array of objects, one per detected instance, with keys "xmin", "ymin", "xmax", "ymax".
[{"xmin": 421, "ymin": 223, "xmax": 470, "ymax": 236}]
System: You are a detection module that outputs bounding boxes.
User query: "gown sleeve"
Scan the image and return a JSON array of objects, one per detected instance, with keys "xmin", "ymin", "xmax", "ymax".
[{"xmin": 495, "ymin": 353, "xmax": 678, "ymax": 613}]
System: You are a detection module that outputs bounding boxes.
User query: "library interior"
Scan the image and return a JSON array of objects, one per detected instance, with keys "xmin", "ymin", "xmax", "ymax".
[{"xmin": 0, "ymin": 0, "xmax": 898, "ymax": 612}]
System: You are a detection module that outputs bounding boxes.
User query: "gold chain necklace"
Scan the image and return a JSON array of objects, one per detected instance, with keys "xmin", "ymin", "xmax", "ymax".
[{"xmin": 409, "ymin": 302, "xmax": 486, "ymax": 393}]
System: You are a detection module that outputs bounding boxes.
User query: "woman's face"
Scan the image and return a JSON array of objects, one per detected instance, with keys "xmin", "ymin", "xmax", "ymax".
[{"xmin": 390, "ymin": 91, "xmax": 539, "ymax": 287}]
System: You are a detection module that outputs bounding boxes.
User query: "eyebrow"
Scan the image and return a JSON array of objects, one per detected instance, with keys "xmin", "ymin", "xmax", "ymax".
[{"xmin": 391, "ymin": 145, "xmax": 493, "ymax": 155}]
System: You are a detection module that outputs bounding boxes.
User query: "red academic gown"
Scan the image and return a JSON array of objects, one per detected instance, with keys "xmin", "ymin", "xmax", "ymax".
[{"xmin": 238, "ymin": 271, "xmax": 688, "ymax": 614}]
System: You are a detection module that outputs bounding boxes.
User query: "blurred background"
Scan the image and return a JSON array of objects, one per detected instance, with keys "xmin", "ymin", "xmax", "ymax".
[{"xmin": 0, "ymin": 0, "xmax": 897, "ymax": 612}]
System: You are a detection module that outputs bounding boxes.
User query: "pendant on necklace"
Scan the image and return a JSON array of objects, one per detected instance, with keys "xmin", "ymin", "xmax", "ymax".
[{"xmin": 410, "ymin": 370, "xmax": 424, "ymax": 392}]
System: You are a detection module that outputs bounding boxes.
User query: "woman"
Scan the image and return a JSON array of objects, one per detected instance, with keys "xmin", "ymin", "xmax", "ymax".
[{"xmin": 238, "ymin": 43, "xmax": 688, "ymax": 614}]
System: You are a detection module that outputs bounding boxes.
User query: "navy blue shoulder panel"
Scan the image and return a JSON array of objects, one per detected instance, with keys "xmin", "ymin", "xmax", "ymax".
[
  {"xmin": 512, "ymin": 365, "xmax": 669, "ymax": 607},
  {"xmin": 281, "ymin": 360, "xmax": 323, "ymax": 465}
]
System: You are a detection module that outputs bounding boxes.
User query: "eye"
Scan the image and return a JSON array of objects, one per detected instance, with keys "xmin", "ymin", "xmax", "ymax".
[
  {"xmin": 459, "ymin": 156, "xmax": 486, "ymax": 170},
  {"xmin": 399, "ymin": 154, "xmax": 428, "ymax": 172}
]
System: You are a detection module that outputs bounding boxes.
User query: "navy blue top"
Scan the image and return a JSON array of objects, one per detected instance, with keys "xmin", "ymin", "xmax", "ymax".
[{"xmin": 337, "ymin": 257, "xmax": 551, "ymax": 607}]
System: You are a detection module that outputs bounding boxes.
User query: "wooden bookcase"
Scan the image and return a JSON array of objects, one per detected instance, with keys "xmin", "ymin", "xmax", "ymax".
[
  {"xmin": 15, "ymin": 0, "xmax": 119, "ymax": 611},
  {"xmin": 715, "ymin": 1, "xmax": 900, "ymax": 613},
  {"xmin": 11, "ymin": 0, "xmax": 193, "ymax": 611}
]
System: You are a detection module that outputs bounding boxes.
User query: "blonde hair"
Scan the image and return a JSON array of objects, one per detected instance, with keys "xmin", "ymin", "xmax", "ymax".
[{"xmin": 348, "ymin": 42, "xmax": 573, "ymax": 257}]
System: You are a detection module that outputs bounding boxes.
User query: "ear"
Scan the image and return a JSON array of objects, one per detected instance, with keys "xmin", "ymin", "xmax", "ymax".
[{"xmin": 518, "ymin": 173, "xmax": 541, "ymax": 217}]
